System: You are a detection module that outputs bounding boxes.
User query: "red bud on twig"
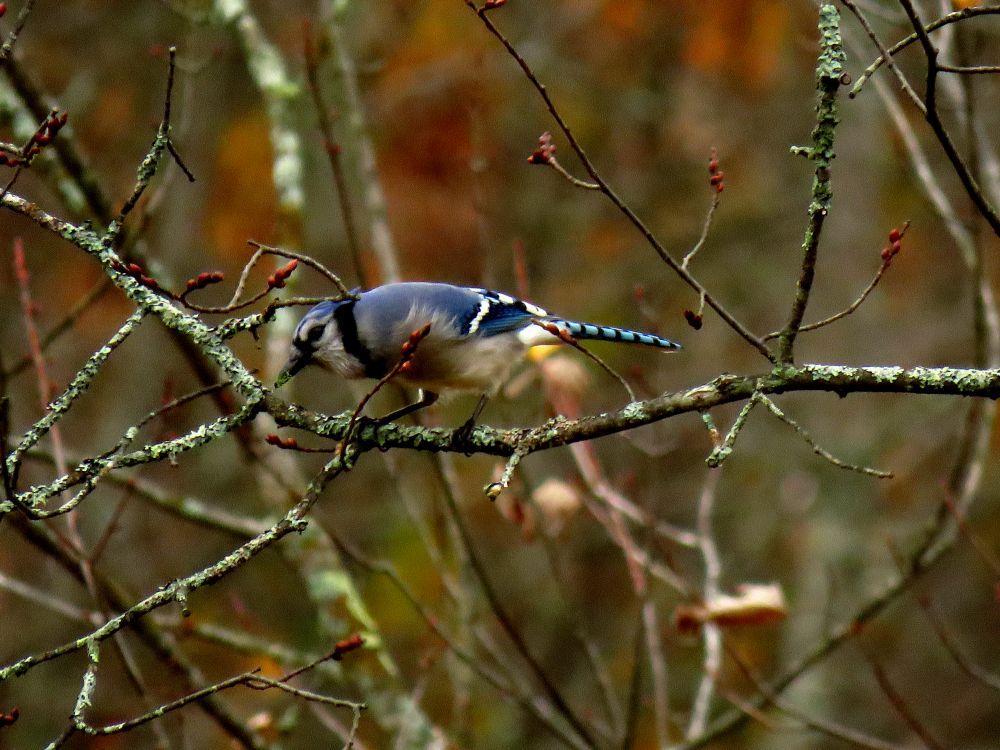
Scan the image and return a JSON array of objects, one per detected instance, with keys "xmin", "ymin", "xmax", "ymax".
[
  {"xmin": 880, "ymin": 222, "xmax": 909, "ymax": 265},
  {"xmin": 683, "ymin": 309, "xmax": 703, "ymax": 330},
  {"xmin": 708, "ymin": 148, "xmax": 725, "ymax": 193},
  {"xmin": 267, "ymin": 259, "xmax": 298, "ymax": 290},
  {"xmin": 331, "ymin": 634, "xmax": 365, "ymax": 660},
  {"xmin": 265, "ymin": 434, "xmax": 298, "ymax": 450},
  {"xmin": 528, "ymin": 132, "xmax": 556, "ymax": 165},
  {"xmin": 185, "ymin": 271, "xmax": 225, "ymax": 292}
]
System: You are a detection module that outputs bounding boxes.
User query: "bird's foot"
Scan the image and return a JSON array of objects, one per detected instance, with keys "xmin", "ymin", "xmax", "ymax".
[{"xmin": 452, "ymin": 417, "xmax": 478, "ymax": 456}]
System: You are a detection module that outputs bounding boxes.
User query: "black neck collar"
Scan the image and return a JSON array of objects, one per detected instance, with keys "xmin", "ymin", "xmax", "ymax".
[{"xmin": 333, "ymin": 300, "xmax": 384, "ymax": 378}]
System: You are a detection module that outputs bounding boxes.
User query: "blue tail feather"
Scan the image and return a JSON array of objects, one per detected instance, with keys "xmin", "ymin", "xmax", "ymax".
[{"xmin": 554, "ymin": 319, "xmax": 681, "ymax": 350}]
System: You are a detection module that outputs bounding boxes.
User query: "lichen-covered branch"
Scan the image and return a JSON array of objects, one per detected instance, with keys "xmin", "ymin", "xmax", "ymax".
[
  {"xmin": 7, "ymin": 311, "xmax": 144, "ymax": 475},
  {"xmin": 266, "ymin": 363, "xmax": 1000, "ymax": 463},
  {"xmin": 776, "ymin": 3, "xmax": 845, "ymax": 362},
  {"xmin": 0, "ymin": 456, "xmax": 344, "ymax": 682}
]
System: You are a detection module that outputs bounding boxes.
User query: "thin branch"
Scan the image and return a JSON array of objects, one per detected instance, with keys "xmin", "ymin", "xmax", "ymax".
[
  {"xmin": 0, "ymin": 456, "xmax": 345, "ymax": 682},
  {"xmin": 838, "ymin": 0, "xmax": 924, "ymax": 113},
  {"xmin": 776, "ymin": 4, "xmax": 845, "ymax": 362},
  {"xmin": 896, "ymin": 0, "xmax": 1000, "ymax": 238},
  {"xmin": 867, "ymin": 655, "xmax": 945, "ymax": 750},
  {"xmin": 0, "ymin": 0, "xmax": 37, "ymax": 63},
  {"xmin": 917, "ymin": 595, "xmax": 1000, "ymax": 693},
  {"xmin": 705, "ymin": 397, "xmax": 758, "ymax": 468},
  {"xmin": 7, "ymin": 310, "xmax": 145, "ymax": 489},
  {"xmin": 464, "ymin": 1, "xmax": 775, "ymax": 362},
  {"xmin": 303, "ymin": 20, "xmax": 367, "ymax": 285},
  {"xmin": 757, "ymin": 394, "xmax": 892, "ymax": 478},
  {"xmin": 764, "ymin": 223, "xmax": 906, "ymax": 340},
  {"xmin": 940, "ymin": 495, "xmax": 1000, "ymax": 577},
  {"xmin": 642, "ymin": 599, "xmax": 671, "ymax": 749},
  {"xmin": 338, "ymin": 323, "xmax": 432, "ymax": 453},
  {"xmin": 72, "ymin": 663, "xmax": 364, "ymax": 738},
  {"xmin": 320, "ymin": 0, "xmax": 401, "ymax": 283},
  {"xmin": 331, "ymin": 530, "xmax": 588, "ymax": 750},
  {"xmin": 0, "ymin": 571, "xmax": 102, "ymax": 625},
  {"xmin": 246, "ymin": 241, "xmax": 351, "ymax": 296},
  {"xmin": 938, "ymin": 63, "xmax": 1000, "ymax": 75},
  {"xmin": 10, "ymin": 514, "xmax": 267, "ymax": 750},
  {"xmin": 425, "ymin": 456, "xmax": 598, "ymax": 749},
  {"xmin": 2, "ymin": 276, "xmax": 114, "ymax": 379},
  {"xmin": 725, "ymin": 641, "xmax": 906, "ymax": 750},
  {"xmin": 850, "ymin": 6, "xmax": 1000, "ymax": 96},
  {"xmin": 112, "ymin": 47, "xmax": 187, "ymax": 231},
  {"xmin": 686, "ymin": 468, "xmax": 723, "ymax": 739},
  {"xmin": 681, "ymin": 189, "xmax": 722, "ymax": 271},
  {"xmin": 532, "ymin": 320, "xmax": 636, "ymax": 402}
]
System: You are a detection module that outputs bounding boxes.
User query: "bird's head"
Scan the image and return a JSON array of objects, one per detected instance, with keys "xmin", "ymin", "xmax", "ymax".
[{"xmin": 276, "ymin": 300, "xmax": 350, "ymax": 386}]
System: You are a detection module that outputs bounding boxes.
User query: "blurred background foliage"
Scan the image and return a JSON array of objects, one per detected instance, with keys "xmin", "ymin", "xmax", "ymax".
[{"xmin": 1, "ymin": 0, "xmax": 999, "ymax": 748}]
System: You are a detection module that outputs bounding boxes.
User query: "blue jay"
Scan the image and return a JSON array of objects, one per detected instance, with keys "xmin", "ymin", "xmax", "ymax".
[{"xmin": 280, "ymin": 282, "xmax": 680, "ymax": 427}]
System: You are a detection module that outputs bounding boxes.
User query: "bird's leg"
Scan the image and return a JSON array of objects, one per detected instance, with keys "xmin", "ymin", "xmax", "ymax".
[
  {"xmin": 453, "ymin": 393, "xmax": 488, "ymax": 450},
  {"xmin": 374, "ymin": 389, "xmax": 439, "ymax": 425}
]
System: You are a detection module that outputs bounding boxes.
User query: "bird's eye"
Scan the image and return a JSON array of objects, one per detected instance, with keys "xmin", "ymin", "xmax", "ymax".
[{"xmin": 306, "ymin": 324, "xmax": 325, "ymax": 342}]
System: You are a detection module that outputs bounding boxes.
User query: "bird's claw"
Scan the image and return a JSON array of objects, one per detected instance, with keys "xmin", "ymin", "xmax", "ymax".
[{"xmin": 452, "ymin": 418, "xmax": 477, "ymax": 455}]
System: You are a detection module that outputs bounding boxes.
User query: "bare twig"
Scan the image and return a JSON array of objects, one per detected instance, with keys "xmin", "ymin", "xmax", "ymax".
[
  {"xmin": 303, "ymin": 20, "xmax": 367, "ymax": 285},
  {"xmin": 867, "ymin": 655, "xmax": 945, "ymax": 750},
  {"xmin": 938, "ymin": 63, "xmax": 1000, "ymax": 75},
  {"xmin": 917, "ymin": 595, "xmax": 1000, "ymax": 693},
  {"xmin": 686, "ymin": 468, "xmax": 723, "ymax": 738},
  {"xmin": 0, "ymin": 456, "xmax": 346, "ymax": 681},
  {"xmin": 532, "ymin": 320, "xmax": 636, "ymax": 402},
  {"xmin": 681, "ymin": 191, "xmax": 722, "ymax": 270},
  {"xmin": 838, "ymin": 0, "xmax": 924, "ymax": 112},
  {"xmin": 339, "ymin": 323, "xmax": 432, "ymax": 453},
  {"xmin": 896, "ymin": 0, "xmax": 1000, "ymax": 238},
  {"xmin": 246, "ymin": 242, "xmax": 350, "ymax": 295},
  {"xmin": 757, "ymin": 394, "xmax": 892, "ymax": 478},
  {"xmin": 70, "ymin": 652, "xmax": 365, "ymax": 740},
  {"xmin": 425, "ymin": 457, "xmax": 598, "ymax": 749},
  {"xmin": 331, "ymin": 527, "xmax": 588, "ymax": 750},
  {"xmin": 0, "ymin": 0, "xmax": 37, "ymax": 62},
  {"xmin": 464, "ymin": 2, "xmax": 775, "ymax": 362},
  {"xmin": 725, "ymin": 641, "xmax": 905, "ymax": 750},
  {"xmin": 320, "ymin": 1, "xmax": 401, "ymax": 283},
  {"xmin": 850, "ymin": 6, "xmax": 1000, "ymax": 96},
  {"xmin": 764, "ymin": 223, "xmax": 907, "ymax": 340}
]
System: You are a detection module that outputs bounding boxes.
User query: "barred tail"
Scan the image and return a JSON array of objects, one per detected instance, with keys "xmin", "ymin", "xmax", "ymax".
[{"xmin": 549, "ymin": 319, "xmax": 681, "ymax": 350}]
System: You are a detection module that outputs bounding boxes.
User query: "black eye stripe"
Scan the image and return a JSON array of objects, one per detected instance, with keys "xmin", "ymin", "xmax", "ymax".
[{"xmin": 305, "ymin": 324, "xmax": 324, "ymax": 341}]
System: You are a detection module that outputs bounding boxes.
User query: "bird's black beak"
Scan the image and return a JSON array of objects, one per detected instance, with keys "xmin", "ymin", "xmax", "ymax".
[{"xmin": 275, "ymin": 348, "xmax": 311, "ymax": 387}]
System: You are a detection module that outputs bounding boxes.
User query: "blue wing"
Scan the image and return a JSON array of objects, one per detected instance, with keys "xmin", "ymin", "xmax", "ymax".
[{"xmin": 462, "ymin": 288, "xmax": 549, "ymax": 338}]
